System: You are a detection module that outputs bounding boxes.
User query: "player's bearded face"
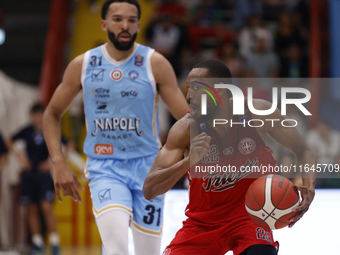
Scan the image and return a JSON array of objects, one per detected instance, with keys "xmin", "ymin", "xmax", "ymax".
[{"xmin": 108, "ymin": 28, "xmax": 137, "ymax": 51}]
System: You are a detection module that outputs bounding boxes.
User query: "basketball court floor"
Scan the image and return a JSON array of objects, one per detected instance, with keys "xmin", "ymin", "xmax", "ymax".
[
  {"xmin": 66, "ymin": 189, "xmax": 340, "ymax": 255},
  {"xmin": 2, "ymin": 189, "xmax": 338, "ymax": 255}
]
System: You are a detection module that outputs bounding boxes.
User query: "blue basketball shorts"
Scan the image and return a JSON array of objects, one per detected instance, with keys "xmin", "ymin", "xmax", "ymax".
[{"xmin": 85, "ymin": 153, "xmax": 164, "ymax": 236}]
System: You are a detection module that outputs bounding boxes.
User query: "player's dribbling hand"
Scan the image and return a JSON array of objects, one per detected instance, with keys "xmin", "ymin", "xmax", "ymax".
[
  {"xmin": 52, "ymin": 162, "xmax": 84, "ymax": 203},
  {"xmin": 288, "ymin": 185, "xmax": 315, "ymax": 228},
  {"xmin": 189, "ymin": 133, "xmax": 211, "ymax": 167}
]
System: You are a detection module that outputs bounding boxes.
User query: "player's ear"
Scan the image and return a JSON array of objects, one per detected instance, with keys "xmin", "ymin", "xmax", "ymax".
[{"xmin": 101, "ymin": 20, "xmax": 107, "ymax": 32}]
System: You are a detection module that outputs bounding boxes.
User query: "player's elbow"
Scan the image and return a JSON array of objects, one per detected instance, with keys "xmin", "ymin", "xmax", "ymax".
[
  {"xmin": 142, "ymin": 181, "xmax": 156, "ymax": 200},
  {"xmin": 43, "ymin": 105, "xmax": 62, "ymax": 123},
  {"xmin": 143, "ymin": 176, "xmax": 158, "ymax": 200}
]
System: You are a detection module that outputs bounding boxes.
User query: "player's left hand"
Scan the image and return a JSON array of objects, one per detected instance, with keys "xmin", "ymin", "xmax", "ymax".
[{"xmin": 288, "ymin": 185, "xmax": 315, "ymax": 228}]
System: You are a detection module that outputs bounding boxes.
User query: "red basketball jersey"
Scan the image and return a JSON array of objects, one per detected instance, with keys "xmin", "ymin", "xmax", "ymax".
[{"xmin": 186, "ymin": 107, "xmax": 277, "ymax": 224}]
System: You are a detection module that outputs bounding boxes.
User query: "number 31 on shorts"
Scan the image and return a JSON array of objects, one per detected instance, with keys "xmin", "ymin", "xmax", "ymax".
[{"xmin": 143, "ymin": 205, "xmax": 161, "ymax": 227}]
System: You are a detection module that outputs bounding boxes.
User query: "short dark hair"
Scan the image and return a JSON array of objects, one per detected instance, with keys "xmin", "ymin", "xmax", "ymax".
[
  {"xmin": 193, "ymin": 60, "xmax": 232, "ymax": 80},
  {"xmin": 101, "ymin": 0, "xmax": 141, "ymax": 20},
  {"xmin": 30, "ymin": 102, "xmax": 45, "ymax": 114},
  {"xmin": 193, "ymin": 60, "xmax": 233, "ymax": 98}
]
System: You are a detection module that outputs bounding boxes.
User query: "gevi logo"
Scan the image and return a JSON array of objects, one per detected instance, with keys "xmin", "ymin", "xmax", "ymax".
[{"xmin": 200, "ymin": 84, "xmax": 311, "ymax": 116}]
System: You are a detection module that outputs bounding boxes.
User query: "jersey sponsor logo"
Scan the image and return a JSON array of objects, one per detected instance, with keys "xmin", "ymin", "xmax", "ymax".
[
  {"xmin": 118, "ymin": 143, "xmax": 143, "ymax": 153},
  {"xmin": 95, "ymin": 144, "xmax": 113, "ymax": 155},
  {"xmin": 91, "ymin": 117, "xmax": 143, "ymax": 136},
  {"xmin": 92, "ymin": 88, "xmax": 110, "ymax": 98},
  {"xmin": 95, "ymin": 101, "xmax": 109, "ymax": 113},
  {"xmin": 134, "ymin": 54, "xmax": 143, "ymax": 67},
  {"xmin": 91, "ymin": 68, "xmax": 105, "ymax": 81},
  {"xmin": 128, "ymin": 70, "xmax": 139, "ymax": 80},
  {"xmin": 239, "ymin": 138, "xmax": 256, "ymax": 155},
  {"xmin": 120, "ymin": 86, "xmax": 138, "ymax": 99},
  {"xmin": 202, "ymin": 157, "xmax": 258, "ymax": 192},
  {"xmin": 98, "ymin": 189, "xmax": 112, "ymax": 203},
  {"xmin": 111, "ymin": 69, "xmax": 123, "ymax": 81}
]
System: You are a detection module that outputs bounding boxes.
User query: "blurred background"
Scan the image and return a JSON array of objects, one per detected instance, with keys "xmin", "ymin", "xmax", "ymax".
[{"xmin": 0, "ymin": 0, "xmax": 339, "ymax": 254}]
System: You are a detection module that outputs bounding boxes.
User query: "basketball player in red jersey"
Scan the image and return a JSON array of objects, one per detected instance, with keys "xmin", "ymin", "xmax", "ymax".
[{"xmin": 143, "ymin": 60, "xmax": 316, "ymax": 255}]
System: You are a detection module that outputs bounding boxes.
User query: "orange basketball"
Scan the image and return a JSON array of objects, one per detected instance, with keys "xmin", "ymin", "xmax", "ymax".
[{"xmin": 245, "ymin": 174, "xmax": 300, "ymax": 230}]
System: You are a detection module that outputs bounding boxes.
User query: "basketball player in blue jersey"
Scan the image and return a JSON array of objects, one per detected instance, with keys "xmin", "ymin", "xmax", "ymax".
[{"xmin": 42, "ymin": 0, "xmax": 189, "ymax": 254}]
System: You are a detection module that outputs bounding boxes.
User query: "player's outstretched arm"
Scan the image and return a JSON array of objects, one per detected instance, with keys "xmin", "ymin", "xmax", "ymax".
[
  {"xmin": 252, "ymin": 99, "xmax": 316, "ymax": 228},
  {"xmin": 143, "ymin": 114, "xmax": 211, "ymax": 200},
  {"xmin": 43, "ymin": 54, "xmax": 85, "ymax": 203},
  {"xmin": 143, "ymin": 115, "xmax": 190, "ymax": 200},
  {"xmin": 151, "ymin": 52, "xmax": 189, "ymax": 120}
]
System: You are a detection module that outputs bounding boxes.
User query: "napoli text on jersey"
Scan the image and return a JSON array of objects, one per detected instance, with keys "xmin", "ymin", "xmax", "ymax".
[{"xmin": 81, "ymin": 43, "xmax": 161, "ymax": 159}]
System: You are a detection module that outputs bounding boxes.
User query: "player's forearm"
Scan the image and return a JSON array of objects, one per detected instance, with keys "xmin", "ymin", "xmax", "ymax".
[
  {"xmin": 42, "ymin": 108, "xmax": 65, "ymax": 164},
  {"xmin": 143, "ymin": 156, "xmax": 190, "ymax": 200},
  {"xmin": 298, "ymin": 148, "xmax": 317, "ymax": 190}
]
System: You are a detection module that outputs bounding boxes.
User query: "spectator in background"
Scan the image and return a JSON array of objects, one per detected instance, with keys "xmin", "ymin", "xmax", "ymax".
[
  {"xmin": 232, "ymin": 0, "xmax": 263, "ymax": 31},
  {"xmin": 306, "ymin": 120, "xmax": 340, "ymax": 166},
  {"xmin": 145, "ymin": 0, "xmax": 189, "ymax": 77},
  {"xmin": 238, "ymin": 73, "xmax": 270, "ymax": 100},
  {"xmin": 0, "ymin": 133, "xmax": 8, "ymax": 171},
  {"xmin": 6, "ymin": 103, "xmax": 74, "ymax": 255},
  {"xmin": 293, "ymin": 0, "xmax": 310, "ymax": 29},
  {"xmin": 279, "ymin": 43, "xmax": 308, "ymax": 77},
  {"xmin": 154, "ymin": 0, "xmax": 188, "ymax": 26},
  {"xmin": 274, "ymin": 11, "xmax": 307, "ymax": 70},
  {"xmin": 219, "ymin": 41, "xmax": 244, "ymax": 77},
  {"xmin": 238, "ymin": 15, "xmax": 273, "ymax": 58},
  {"xmin": 244, "ymin": 36, "xmax": 279, "ymax": 78},
  {"xmin": 145, "ymin": 14, "xmax": 186, "ymax": 77},
  {"xmin": 261, "ymin": 0, "xmax": 300, "ymax": 21},
  {"xmin": 306, "ymin": 120, "xmax": 340, "ymax": 188},
  {"xmin": 188, "ymin": 0, "xmax": 233, "ymax": 54}
]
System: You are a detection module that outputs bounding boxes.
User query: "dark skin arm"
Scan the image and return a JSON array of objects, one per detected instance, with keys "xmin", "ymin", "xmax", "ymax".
[
  {"xmin": 251, "ymin": 99, "xmax": 316, "ymax": 227},
  {"xmin": 143, "ymin": 114, "xmax": 211, "ymax": 200}
]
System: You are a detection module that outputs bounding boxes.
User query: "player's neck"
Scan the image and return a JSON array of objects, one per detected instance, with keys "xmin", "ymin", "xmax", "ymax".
[{"xmin": 105, "ymin": 42, "xmax": 136, "ymax": 62}]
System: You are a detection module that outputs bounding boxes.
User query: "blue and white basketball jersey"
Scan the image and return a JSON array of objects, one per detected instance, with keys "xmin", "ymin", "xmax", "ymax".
[{"xmin": 81, "ymin": 43, "xmax": 161, "ymax": 159}]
